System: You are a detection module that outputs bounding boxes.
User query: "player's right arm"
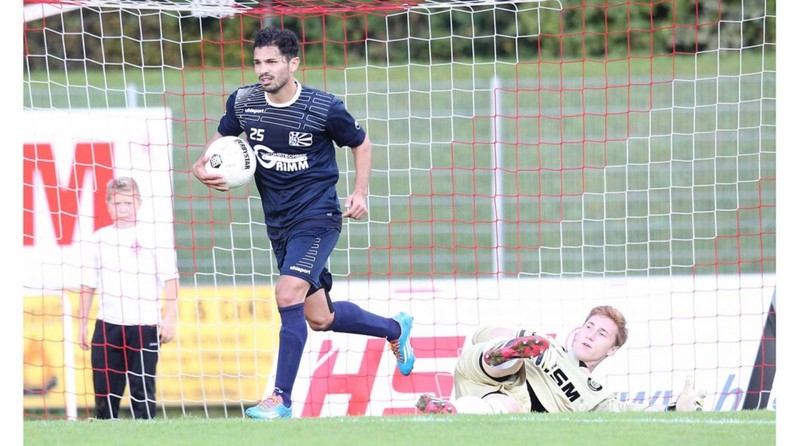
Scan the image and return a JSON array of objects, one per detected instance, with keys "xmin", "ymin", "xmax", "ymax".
[
  {"xmin": 78, "ymin": 285, "xmax": 95, "ymax": 351},
  {"xmin": 79, "ymin": 233, "xmax": 100, "ymax": 351},
  {"xmin": 195, "ymin": 90, "xmax": 245, "ymax": 191},
  {"xmin": 342, "ymin": 134, "xmax": 371, "ymax": 220},
  {"xmin": 192, "ymin": 132, "xmax": 230, "ymax": 191}
]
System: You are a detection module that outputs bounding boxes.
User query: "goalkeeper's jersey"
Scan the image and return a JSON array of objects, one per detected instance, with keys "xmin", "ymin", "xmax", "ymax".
[
  {"xmin": 216, "ymin": 80, "xmax": 367, "ymax": 231},
  {"xmin": 472, "ymin": 326, "xmax": 649, "ymax": 413}
]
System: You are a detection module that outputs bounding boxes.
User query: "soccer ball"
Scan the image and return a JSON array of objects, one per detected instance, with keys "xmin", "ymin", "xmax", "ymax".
[{"xmin": 204, "ymin": 136, "xmax": 257, "ymax": 188}]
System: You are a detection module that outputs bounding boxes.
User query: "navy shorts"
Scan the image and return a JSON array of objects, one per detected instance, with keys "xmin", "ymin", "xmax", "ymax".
[{"xmin": 268, "ymin": 216, "xmax": 341, "ymax": 296}]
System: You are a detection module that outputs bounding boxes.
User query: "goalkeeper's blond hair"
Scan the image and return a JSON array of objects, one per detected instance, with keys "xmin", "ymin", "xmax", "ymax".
[{"xmin": 585, "ymin": 305, "xmax": 628, "ymax": 347}]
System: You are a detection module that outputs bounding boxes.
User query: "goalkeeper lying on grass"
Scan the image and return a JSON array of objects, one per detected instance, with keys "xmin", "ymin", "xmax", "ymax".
[{"xmin": 416, "ymin": 305, "xmax": 705, "ymax": 414}]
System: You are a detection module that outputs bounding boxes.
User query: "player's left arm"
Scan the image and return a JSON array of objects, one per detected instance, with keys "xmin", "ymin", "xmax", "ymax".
[
  {"xmin": 156, "ymin": 239, "xmax": 180, "ymax": 344},
  {"xmin": 667, "ymin": 375, "xmax": 706, "ymax": 411},
  {"xmin": 159, "ymin": 278, "xmax": 179, "ymax": 344},
  {"xmin": 343, "ymin": 134, "xmax": 371, "ymax": 220},
  {"xmin": 598, "ymin": 375, "xmax": 706, "ymax": 412}
]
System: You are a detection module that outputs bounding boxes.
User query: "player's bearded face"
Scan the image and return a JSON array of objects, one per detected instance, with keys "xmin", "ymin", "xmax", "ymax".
[
  {"xmin": 570, "ymin": 315, "xmax": 619, "ymax": 364},
  {"xmin": 254, "ymin": 45, "xmax": 295, "ymax": 94}
]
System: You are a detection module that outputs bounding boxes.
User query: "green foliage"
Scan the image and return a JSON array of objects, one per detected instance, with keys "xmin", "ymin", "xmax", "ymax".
[
  {"xmin": 24, "ymin": 8, "xmax": 263, "ymax": 71},
  {"xmin": 23, "ymin": 1, "xmax": 776, "ymax": 70}
]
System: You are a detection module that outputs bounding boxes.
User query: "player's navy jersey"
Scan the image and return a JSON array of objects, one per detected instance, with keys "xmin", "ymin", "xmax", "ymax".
[{"xmin": 217, "ymin": 81, "xmax": 366, "ymax": 230}]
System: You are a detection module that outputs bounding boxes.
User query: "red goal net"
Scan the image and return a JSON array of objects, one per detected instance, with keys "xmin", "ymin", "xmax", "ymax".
[{"xmin": 22, "ymin": 0, "xmax": 776, "ymax": 419}]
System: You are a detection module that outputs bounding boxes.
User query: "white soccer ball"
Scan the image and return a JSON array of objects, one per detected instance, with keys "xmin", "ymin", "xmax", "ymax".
[{"xmin": 204, "ymin": 136, "xmax": 257, "ymax": 189}]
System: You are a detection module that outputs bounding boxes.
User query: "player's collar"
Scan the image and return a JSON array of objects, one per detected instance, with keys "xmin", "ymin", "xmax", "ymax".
[
  {"xmin": 265, "ymin": 80, "xmax": 302, "ymax": 108},
  {"xmin": 567, "ymin": 350, "xmax": 588, "ymax": 368}
]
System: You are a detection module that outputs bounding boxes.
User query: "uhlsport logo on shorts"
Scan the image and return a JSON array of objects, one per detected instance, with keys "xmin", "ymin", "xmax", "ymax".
[{"xmin": 290, "ymin": 265, "xmax": 311, "ymax": 274}]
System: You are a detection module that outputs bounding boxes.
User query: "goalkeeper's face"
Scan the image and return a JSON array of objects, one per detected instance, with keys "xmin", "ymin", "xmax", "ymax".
[{"xmin": 570, "ymin": 315, "xmax": 620, "ymax": 366}]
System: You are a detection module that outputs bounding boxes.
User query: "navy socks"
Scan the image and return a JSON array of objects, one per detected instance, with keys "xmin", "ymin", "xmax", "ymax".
[
  {"xmin": 328, "ymin": 301, "xmax": 401, "ymax": 341},
  {"xmin": 272, "ymin": 301, "xmax": 402, "ymax": 408},
  {"xmin": 273, "ymin": 303, "xmax": 307, "ymax": 407}
]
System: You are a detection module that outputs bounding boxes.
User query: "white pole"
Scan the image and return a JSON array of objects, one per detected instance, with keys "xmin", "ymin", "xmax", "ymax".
[
  {"xmin": 61, "ymin": 290, "xmax": 78, "ymax": 420},
  {"xmin": 492, "ymin": 75, "xmax": 505, "ymax": 274},
  {"xmin": 126, "ymin": 83, "xmax": 139, "ymax": 108}
]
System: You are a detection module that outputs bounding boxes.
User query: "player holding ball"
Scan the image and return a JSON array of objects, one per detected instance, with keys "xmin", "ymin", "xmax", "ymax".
[{"xmin": 191, "ymin": 26, "xmax": 415, "ymax": 420}]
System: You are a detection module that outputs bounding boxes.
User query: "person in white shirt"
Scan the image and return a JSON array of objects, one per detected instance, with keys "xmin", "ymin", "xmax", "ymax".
[
  {"xmin": 78, "ymin": 177, "xmax": 179, "ymax": 419},
  {"xmin": 416, "ymin": 305, "xmax": 705, "ymax": 414}
]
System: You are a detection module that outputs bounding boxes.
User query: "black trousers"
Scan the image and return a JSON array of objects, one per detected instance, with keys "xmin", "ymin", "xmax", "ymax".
[{"xmin": 90, "ymin": 320, "xmax": 160, "ymax": 419}]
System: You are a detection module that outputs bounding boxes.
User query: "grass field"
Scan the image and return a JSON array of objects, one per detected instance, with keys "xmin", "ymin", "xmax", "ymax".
[{"xmin": 23, "ymin": 410, "xmax": 776, "ymax": 446}]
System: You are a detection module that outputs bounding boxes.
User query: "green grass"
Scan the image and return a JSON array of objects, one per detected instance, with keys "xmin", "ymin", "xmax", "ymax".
[{"xmin": 23, "ymin": 411, "xmax": 776, "ymax": 446}]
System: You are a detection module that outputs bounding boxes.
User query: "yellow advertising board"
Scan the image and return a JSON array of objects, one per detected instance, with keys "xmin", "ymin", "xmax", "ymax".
[{"xmin": 23, "ymin": 285, "xmax": 278, "ymax": 413}]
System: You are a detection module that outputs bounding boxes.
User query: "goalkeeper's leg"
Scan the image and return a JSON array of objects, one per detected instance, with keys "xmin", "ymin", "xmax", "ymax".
[{"xmin": 483, "ymin": 335, "xmax": 550, "ymax": 367}]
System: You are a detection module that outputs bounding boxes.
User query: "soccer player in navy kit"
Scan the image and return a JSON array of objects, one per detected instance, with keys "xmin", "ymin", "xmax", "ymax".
[{"xmin": 192, "ymin": 26, "xmax": 415, "ymax": 420}]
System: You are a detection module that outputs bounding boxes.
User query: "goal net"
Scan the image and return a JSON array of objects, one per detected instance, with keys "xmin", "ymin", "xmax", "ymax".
[{"xmin": 22, "ymin": 0, "xmax": 776, "ymax": 418}]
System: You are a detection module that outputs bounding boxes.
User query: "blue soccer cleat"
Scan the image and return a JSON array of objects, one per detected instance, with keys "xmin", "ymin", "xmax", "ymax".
[
  {"xmin": 390, "ymin": 312, "xmax": 416, "ymax": 376},
  {"xmin": 244, "ymin": 394, "xmax": 292, "ymax": 420}
]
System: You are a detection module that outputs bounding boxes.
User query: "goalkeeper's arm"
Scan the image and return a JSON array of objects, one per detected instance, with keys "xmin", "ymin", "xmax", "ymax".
[
  {"xmin": 640, "ymin": 376, "xmax": 706, "ymax": 412},
  {"xmin": 597, "ymin": 375, "xmax": 706, "ymax": 412},
  {"xmin": 666, "ymin": 376, "xmax": 706, "ymax": 411}
]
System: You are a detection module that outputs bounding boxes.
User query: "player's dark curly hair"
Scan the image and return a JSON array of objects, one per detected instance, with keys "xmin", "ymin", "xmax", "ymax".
[
  {"xmin": 253, "ymin": 26, "xmax": 300, "ymax": 60},
  {"xmin": 585, "ymin": 305, "xmax": 628, "ymax": 347}
]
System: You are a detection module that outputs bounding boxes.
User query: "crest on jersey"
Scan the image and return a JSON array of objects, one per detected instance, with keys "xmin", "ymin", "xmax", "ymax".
[
  {"xmin": 289, "ymin": 131, "xmax": 312, "ymax": 147},
  {"xmin": 587, "ymin": 377, "xmax": 603, "ymax": 392}
]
